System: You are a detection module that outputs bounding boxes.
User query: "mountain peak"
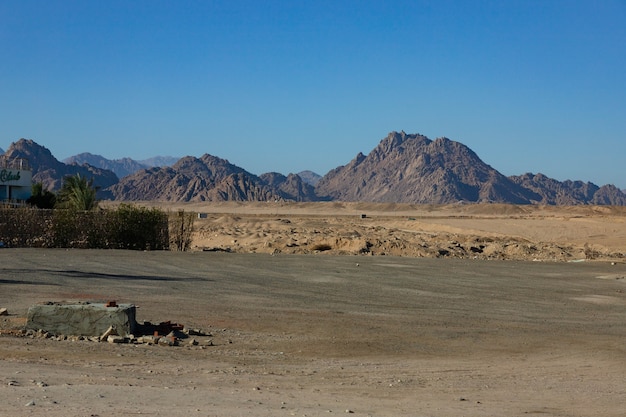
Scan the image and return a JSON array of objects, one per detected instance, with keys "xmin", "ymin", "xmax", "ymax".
[
  {"xmin": 5, "ymin": 138, "xmax": 118, "ymax": 193},
  {"xmin": 316, "ymin": 132, "xmax": 531, "ymax": 204}
]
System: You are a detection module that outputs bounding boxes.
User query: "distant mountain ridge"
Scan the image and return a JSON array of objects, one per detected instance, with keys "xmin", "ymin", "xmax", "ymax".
[
  {"xmin": 509, "ymin": 173, "xmax": 626, "ymax": 205},
  {"xmin": 3, "ymin": 133, "xmax": 626, "ymax": 205},
  {"xmin": 64, "ymin": 153, "xmax": 149, "ymax": 179},
  {"xmin": 296, "ymin": 170, "xmax": 322, "ymax": 186},
  {"xmin": 107, "ymin": 155, "xmax": 319, "ymax": 202},
  {"xmin": 64, "ymin": 153, "xmax": 179, "ymax": 179},
  {"xmin": 138, "ymin": 156, "xmax": 180, "ymax": 168},
  {"xmin": 3, "ymin": 139, "xmax": 118, "ymax": 195},
  {"xmin": 315, "ymin": 131, "xmax": 626, "ymax": 205}
]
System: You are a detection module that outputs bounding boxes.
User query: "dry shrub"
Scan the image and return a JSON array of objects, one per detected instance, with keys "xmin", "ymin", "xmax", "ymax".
[
  {"xmin": 0, "ymin": 205, "xmax": 171, "ymax": 250},
  {"xmin": 169, "ymin": 210, "xmax": 195, "ymax": 251},
  {"xmin": 0, "ymin": 207, "xmax": 51, "ymax": 247}
]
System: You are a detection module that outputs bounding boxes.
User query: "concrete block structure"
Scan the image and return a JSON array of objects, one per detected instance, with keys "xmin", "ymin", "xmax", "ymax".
[
  {"xmin": 26, "ymin": 302, "xmax": 137, "ymax": 337},
  {"xmin": 0, "ymin": 157, "xmax": 32, "ymax": 204}
]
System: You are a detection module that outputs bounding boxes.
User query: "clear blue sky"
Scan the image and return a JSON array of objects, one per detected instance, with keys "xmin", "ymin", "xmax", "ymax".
[{"xmin": 1, "ymin": 1, "xmax": 625, "ymax": 187}]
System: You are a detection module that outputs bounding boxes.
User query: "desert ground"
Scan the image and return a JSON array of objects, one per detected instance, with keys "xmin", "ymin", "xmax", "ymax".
[
  {"xmin": 156, "ymin": 201, "xmax": 626, "ymax": 261},
  {"xmin": 1, "ymin": 202, "xmax": 626, "ymax": 416}
]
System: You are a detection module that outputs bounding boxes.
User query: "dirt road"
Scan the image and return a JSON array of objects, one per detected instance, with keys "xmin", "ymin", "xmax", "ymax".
[{"xmin": 2, "ymin": 248, "xmax": 625, "ymax": 416}]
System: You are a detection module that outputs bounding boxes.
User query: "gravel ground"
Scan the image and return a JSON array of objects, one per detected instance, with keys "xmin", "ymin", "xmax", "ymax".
[{"xmin": 1, "ymin": 248, "xmax": 626, "ymax": 416}]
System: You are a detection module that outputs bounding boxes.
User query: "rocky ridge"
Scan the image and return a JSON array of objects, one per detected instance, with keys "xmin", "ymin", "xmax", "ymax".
[
  {"xmin": 296, "ymin": 170, "xmax": 322, "ymax": 186},
  {"xmin": 3, "ymin": 133, "xmax": 626, "ymax": 205},
  {"xmin": 138, "ymin": 155, "xmax": 179, "ymax": 168},
  {"xmin": 3, "ymin": 139, "xmax": 118, "ymax": 194},
  {"xmin": 64, "ymin": 153, "xmax": 150, "ymax": 179}
]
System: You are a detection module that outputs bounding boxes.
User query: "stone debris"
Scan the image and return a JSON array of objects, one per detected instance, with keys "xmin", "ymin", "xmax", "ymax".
[
  {"xmin": 100, "ymin": 325, "xmax": 117, "ymax": 341},
  {"xmin": 12, "ymin": 326, "xmax": 216, "ymax": 348},
  {"xmin": 0, "ymin": 307, "xmax": 8, "ymax": 316},
  {"xmin": 158, "ymin": 335, "xmax": 177, "ymax": 346},
  {"xmin": 186, "ymin": 327, "xmax": 210, "ymax": 336},
  {"xmin": 107, "ymin": 335, "xmax": 126, "ymax": 344}
]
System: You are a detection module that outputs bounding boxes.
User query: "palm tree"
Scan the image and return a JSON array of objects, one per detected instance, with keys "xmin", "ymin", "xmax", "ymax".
[{"xmin": 56, "ymin": 174, "xmax": 99, "ymax": 211}]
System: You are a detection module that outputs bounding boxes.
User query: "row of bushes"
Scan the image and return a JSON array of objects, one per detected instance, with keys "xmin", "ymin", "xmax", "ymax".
[{"xmin": 0, "ymin": 204, "xmax": 194, "ymax": 251}]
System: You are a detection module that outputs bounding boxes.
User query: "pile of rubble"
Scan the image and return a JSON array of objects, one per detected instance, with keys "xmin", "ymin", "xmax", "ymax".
[{"xmin": 16, "ymin": 321, "xmax": 215, "ymax": 347}]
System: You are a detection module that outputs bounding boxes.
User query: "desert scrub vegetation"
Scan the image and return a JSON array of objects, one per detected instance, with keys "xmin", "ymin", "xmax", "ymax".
[
  {"xmin": 0, "ymin": 204, "xmax": 192, "ymax": 251},
  {"xmin": 1, "ymin": 174, "xmax": 194, "ymax": 250},
  {"xmin": 169, "ymin": 210, "xmax": 195, "ymax": 251}
]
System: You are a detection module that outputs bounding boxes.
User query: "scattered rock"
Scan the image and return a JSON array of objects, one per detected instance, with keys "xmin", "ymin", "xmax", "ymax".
[
  {"xmin": 107, "ymin": 335, "xmax": 126, "ymax": 344},
  {"xmin": 138, "ymin": 335, "xmax": 158, "ymax": 344},
  {"xmin": 185, "ymin": 328, "xmax": 207, "ymax": 336},
  {"xmin": 0, "ymin": 307, "xmax": 8, "ymax": 316},
  {"xmin": 100, "ymin": 325, "xmax": 117, "ymax": 341},
  {"xmin": 158, "ymin": 336, "xmax": 177, "ymax": 346}
]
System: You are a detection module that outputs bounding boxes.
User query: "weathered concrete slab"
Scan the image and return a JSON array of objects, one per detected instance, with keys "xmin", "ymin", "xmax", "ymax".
[{"xmin": 26, "ymin": 302, "xmax": 137, "ymax": 336}]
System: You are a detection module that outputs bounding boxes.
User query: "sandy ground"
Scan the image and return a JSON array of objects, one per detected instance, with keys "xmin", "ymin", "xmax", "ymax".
[
  {"xmin": 2, "ymin": 203, "xmax": 626, "ymax": 416},
  {"xmin": 148, "ymin": 201, "xmax": 626, "ymax": 261}
]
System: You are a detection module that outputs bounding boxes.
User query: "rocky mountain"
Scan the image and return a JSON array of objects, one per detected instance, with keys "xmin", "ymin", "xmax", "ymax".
[
  {"xmin": 138, "ymin": 156, "xmax": 179, "ymax": 168},
  {"xmin": 3, "ymin": 139, "xmax": 118, "ymax": 194},
  {"xmin": 297, "ymin": 170, "xmax": 322, "ymax": 186},
  {"xmin": 315, "ymin": 131, "xmax": 539, "ymax": 204},
  {"xmin": 314, "ymin": 131, "xmax": 626, "ymax": 205},
  {"xmin": 106, "ymin": 155, "xmax": 316, "ymax": 202},
  {"xmin": 510, "ymin": 173, "xmax": 626, "ymax": 205},
  {"xmin": 0, "ymin": 147, "xmax": 4, "ymax": 154},
  {"xmin": 5, "ymin": 133, "xmax": 626, "ymax": 205},
  {"xmin": 259, "ymin": 172, "xmax": 320, "ymax": 202},
  {"xmin": 64, "ymin": 152, "xmax": 149, "ymax": 179}
]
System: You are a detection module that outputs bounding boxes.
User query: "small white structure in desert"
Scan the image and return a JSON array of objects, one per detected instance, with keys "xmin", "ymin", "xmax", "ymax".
[{"xmin": 0, "ymin": 157, "xmax": 32, "ymax": 205}]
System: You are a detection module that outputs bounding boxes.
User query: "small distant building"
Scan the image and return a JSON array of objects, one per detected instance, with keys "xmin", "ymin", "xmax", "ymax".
[{"xmin": 0, "ymin": 157, "xmax": 32, "ymax": 205}]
